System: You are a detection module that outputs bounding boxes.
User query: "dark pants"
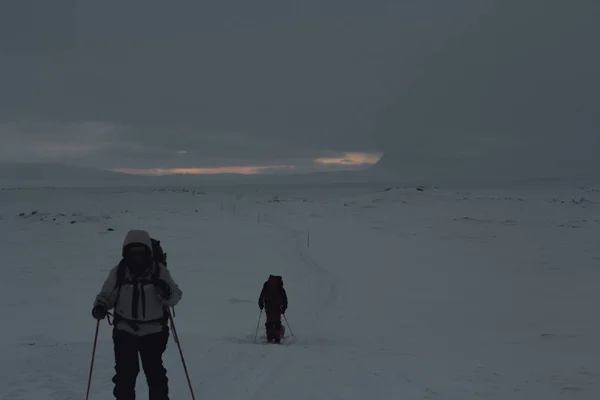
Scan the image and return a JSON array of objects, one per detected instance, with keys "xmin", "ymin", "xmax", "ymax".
[
  {"xmin": 265, "ymin": 308, "xmax": 283, "ymax": 340},
  {"xmin": 112, "ymin": 327, "xmax": 170, "ymax": 400}
]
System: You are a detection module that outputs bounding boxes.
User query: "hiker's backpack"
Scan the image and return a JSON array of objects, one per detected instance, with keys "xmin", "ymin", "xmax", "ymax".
[
  {"xmin": 151, "ymin": 238, "xmax": 167, "ymax": 267},
  {"xmin": 267, "ymin": 274, "xmax": 283, "ymax": 287}
]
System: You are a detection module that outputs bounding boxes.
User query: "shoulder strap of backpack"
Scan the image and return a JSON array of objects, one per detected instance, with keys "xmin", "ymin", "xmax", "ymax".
[
  {"xmin": 113, "ymin": 259, "xmax": 127, "ymax": 308},
  {"xmin": 115, "ymin": 259, "xmax": 127, "ymax": 286},
  {"xmin": 150, "ymin": 261, "xmax": 160, "ymax": 284}
]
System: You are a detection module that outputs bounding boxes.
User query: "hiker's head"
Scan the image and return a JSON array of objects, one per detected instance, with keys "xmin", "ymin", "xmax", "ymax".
[
  {"xmin": 122, "ymin": 229, "xmax": 154, "ymax": 274},
  {"xmin": 124, "ymin": 244, "xmax": 152, "ymax": 274}
]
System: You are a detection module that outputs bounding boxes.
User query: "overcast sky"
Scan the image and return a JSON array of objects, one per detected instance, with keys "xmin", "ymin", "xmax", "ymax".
[{"xmin": 0, "ymin": 0, "xmax": 598, "ymax": 177}]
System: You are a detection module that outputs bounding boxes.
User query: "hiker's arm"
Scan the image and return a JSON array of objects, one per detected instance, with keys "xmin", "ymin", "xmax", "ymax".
[
  {"xmin": 94, "ymin": 267, "xmax": 118, "ymax": 310},
  {"xmin": 258, "ymin": 285, "xmax": 266, "ymax": 308},
  {"xmin": 159, "ymin": 265, "xmax": 182, "ymax": 307},
  {"xmin": 281, "ymin": 288, "xmax": 288, "ymax": 309}
]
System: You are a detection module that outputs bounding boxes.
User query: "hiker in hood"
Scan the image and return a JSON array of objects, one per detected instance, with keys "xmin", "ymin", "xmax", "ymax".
[
  {"xmin": 91, "ymin": 229, "xmax": 182, "ymax": 400},
  {"xmin": 258, "ymin": 275, "xmax": 288, "ymax": 343}
]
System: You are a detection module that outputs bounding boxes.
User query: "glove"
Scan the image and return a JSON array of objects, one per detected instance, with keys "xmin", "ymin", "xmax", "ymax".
[
  {"xmin": 280, "ymin": 305, "xmax": 287, "ymax": 314},
  {"xmin": 92, "ymin": 304, "xmax": 106, "ymax": 320},
  {"xmin": 156, "ymin": 280, "xmax": 171, "ymax": 299}
]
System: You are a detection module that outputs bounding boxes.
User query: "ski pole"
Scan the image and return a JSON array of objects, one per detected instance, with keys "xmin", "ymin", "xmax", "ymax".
[
  {"xmin": 254, "ymin": 309, "xmax": 263, "ymax": 342},
  {"xmin": 167, "ymin": 309, "xmax": 196, "ymax": 400},
  {"xmin": 283, "ymin": 314, "xmax": 295, "ymax": 337},
  {"xmin": 85, "ymin": 319, "xmax": 100, "ymax": 400}
]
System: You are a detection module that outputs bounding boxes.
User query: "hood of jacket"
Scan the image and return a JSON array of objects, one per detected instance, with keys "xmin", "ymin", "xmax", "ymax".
[{"xmin": 122, "ymin": 229, "xmax": 153, "ymax": 255}]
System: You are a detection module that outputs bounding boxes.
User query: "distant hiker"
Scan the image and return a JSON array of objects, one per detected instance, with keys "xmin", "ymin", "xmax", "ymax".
[
  {"xmin": 258, "ymin": 274, "xmax": 288, "ymax": 343},
  {"xmin": 91, "ymin": 229, "xmax": 182, "ymax": 400}
]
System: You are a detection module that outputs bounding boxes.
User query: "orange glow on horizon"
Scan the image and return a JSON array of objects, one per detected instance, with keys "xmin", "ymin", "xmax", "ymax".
[
  {"xmin": 314, "ymin": 152, "xmax": 382, "ymax": 165},
  {"xmin": 113, "ymin": 152, "xmax": 382, "ymax": 176},
  {"xmin": 113, "ymin": 165, "xmax": 294, "ymax": 176}
]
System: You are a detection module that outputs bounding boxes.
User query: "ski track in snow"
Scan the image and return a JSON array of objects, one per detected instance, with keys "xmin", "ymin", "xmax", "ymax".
[{"xmin": 0, "ymin": 183, "xmax": 599, "ymax": 399}]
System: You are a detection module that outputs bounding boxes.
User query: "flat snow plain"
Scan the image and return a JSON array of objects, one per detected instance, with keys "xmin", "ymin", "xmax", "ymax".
[{"xmin": 0, "ymin": 182, "xmax": 598, "ymax": 399}]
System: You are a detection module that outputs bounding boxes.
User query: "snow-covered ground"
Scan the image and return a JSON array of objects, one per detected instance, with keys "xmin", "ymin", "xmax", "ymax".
[{"xmin": 0, "ymin": 182, "xmax": 599, "ymax": 399}]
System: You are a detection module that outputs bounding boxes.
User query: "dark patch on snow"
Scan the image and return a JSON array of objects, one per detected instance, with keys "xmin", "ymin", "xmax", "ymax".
[
  {"xmin": 153, "ymin": 188, "xmax": 205, "ymax": 195},
  {"xmin": 268, "ymin": 196, "xmax": 312, "ymax": 203},
  {"xmin": 18, "ymin": 210, "xmax": 114, "ymax": 225},
  {"xmin": 476, "ymin": 196, "xmax": 525, "ymax": 201},
  {"xmin": 571, "ymin": 196, "xmax": 594, "ymax": 207},
  {"xmin": 559, "ymin": 224, "xmax": 582, "ymax": 228},
  {"xmin": 453, "ymin": 217, "xmax": 518, "ymax": 226},
  {"xmin": 454, "ymin": 216, "xmax": 493, "ymax": 223},
  {"xmin": 561, "ymin": 386, "xmax": 584, "ymax": 392}
]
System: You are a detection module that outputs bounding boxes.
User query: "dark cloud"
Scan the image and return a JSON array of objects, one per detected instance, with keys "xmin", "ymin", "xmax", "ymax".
[
  {"xmin": 0, "ymin": 120, "xmax": 326, "ymax": 169},
  {"xmin": 0, "ymin": 0, "xmax": 598, "ymax": 176}
]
